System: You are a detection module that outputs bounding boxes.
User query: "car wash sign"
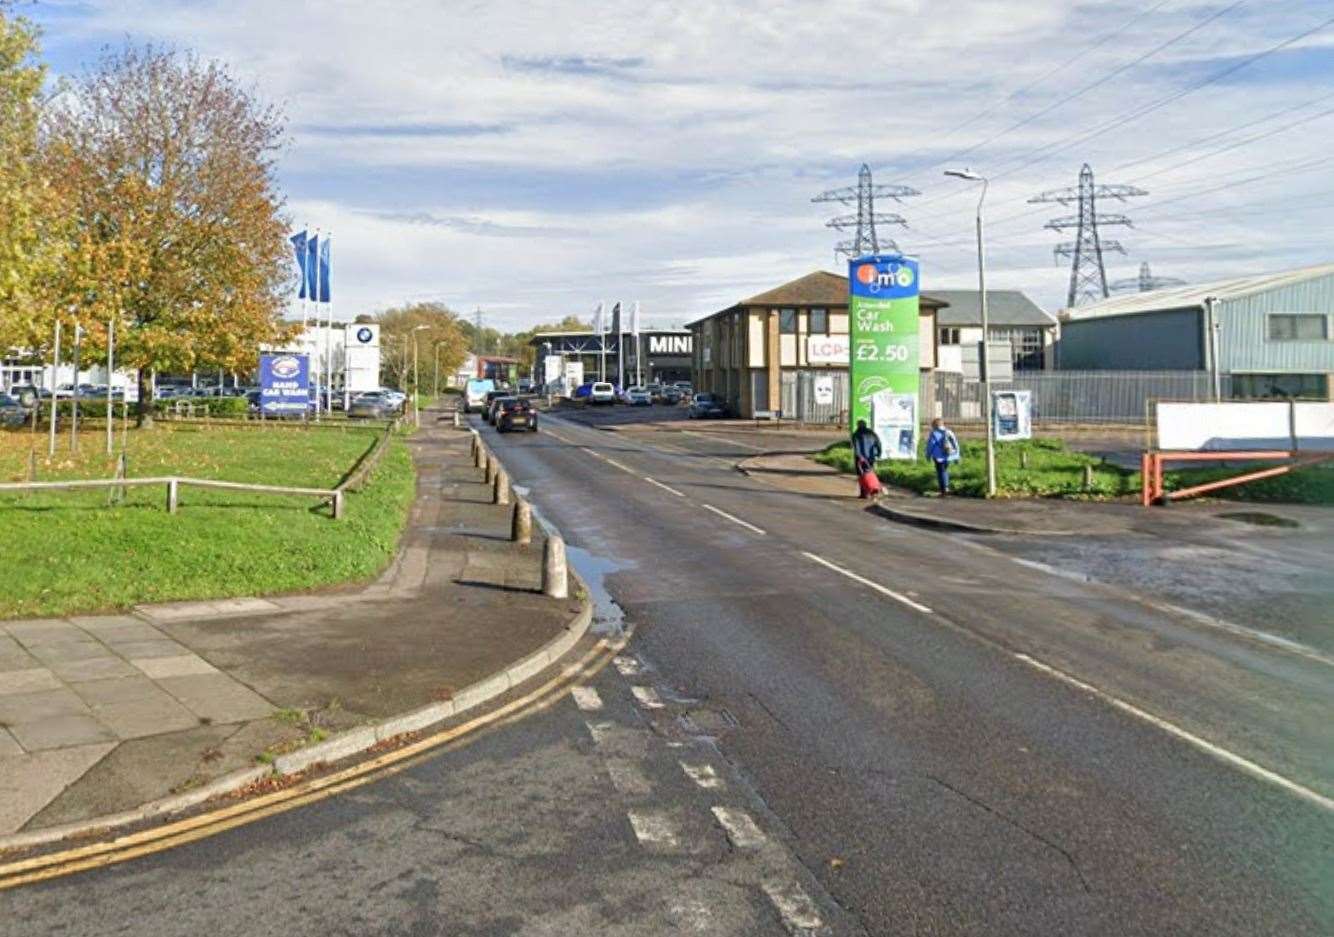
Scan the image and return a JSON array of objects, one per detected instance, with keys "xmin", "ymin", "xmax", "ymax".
[
  {"xmin": 260, "ymin": 352, "xmax": 310, "ymax": 415},
  {"xmin": 848, "ymin": 254, "xmax": 920, "ymax": 434}
]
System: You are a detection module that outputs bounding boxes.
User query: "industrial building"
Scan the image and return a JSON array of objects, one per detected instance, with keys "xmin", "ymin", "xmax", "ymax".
[
  {"xmin": 687, "ymin": 271, "xmax": 946, "ymax": 419},
  {"xmin": 1057, "ymin": 262, "xmax": 1334, "ymax": 400},
  {"xmin": 928, "ymin": 289, "xmax": 1056, "ymax": 374},
  {"xmin": 531, "ymin": 329, "xmax": 693, "ymax": 390}
]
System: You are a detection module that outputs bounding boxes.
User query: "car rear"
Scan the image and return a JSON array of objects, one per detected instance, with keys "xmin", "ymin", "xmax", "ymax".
[
  {"xmin": 497, "ymin": 397, "xmax": 537, "ymax": 432},
  {"xmin": 589, "ymin": 382, "xmax": 616, "ymax": 405}
]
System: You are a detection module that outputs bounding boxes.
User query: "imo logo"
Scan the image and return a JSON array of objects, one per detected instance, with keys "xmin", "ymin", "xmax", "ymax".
[
  {"xmin": 356, "ymin": 327, "xmax": 373, "ymax": 344},
  {"xmin": 271, "ymin": 355, "xmax": 301, "ymax": 379},
  {"xmin": 855, "ymin": 263, "xmax": 879, "ymax": 286},
  {"xmin": 896, "ymin": 266, "xmax": 914, "ymax": 288},
  {"xmin": 855, "ymin": 262, "xmax": 910, "ymax": 293}
]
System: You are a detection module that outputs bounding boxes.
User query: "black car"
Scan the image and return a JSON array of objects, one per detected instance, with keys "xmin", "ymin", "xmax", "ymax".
[
  {"xmin": 486, "ymin": 394, "xmax": 517, "ymax": 425},
  {"xmin": 496, "ymin": 397, "xmax": 538, "ymax": 433},
  {"xmin": 0, "ymin": 393, "xmax": 29, "ymax": 427},
  {"xmin": 687, "ymin": 393, "xmax": 725, "ymax": 419}
]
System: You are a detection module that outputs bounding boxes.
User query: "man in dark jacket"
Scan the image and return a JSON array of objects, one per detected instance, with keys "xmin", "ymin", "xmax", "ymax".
[{"xmin": 851, "ymin": 419, "xmax": 882, "ymax": 499}]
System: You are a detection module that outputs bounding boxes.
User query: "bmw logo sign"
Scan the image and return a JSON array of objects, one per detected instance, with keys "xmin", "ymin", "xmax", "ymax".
[
  {"xmin": 271, "ymin": 355, "xmax": 301, "ymax": 379},
  {"xmin": 356, "ymin": 327, "xmax": 373, "ymax": 344}
]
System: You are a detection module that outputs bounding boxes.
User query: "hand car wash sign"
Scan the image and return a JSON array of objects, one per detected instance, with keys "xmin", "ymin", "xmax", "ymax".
[
  {"xmin": 260, "ymin": 352, "xmax": 310, "ymax": 415},
  {"xmin": 848, "ymin": 255, "xmax": 920, "ymax": 450}
]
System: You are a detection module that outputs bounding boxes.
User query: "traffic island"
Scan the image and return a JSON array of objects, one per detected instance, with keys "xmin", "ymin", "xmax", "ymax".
[{"xmin": 0, "ymin": 404, "xmax": 591, "ymax": 850}]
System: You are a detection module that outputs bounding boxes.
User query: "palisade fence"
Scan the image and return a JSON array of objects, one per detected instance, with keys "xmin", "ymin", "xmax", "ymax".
[{"xmin": 780, "ymin": 370, "xmax": 1228, "ymax": 426}]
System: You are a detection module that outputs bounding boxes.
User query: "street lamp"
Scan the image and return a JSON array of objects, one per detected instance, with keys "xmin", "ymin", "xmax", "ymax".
[
  {"xmin": 411, "ymin": 324, "xmax": 429, "ymax": 428},
  {"xmin": 944, "ymin": 168, "xmax": 996, "ymax": 498}
]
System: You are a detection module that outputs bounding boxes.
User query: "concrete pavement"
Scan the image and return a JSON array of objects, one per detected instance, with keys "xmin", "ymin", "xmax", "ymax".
[{"xmin": 0, "ymin": 409, "xmax": 588, "ymax": 844}]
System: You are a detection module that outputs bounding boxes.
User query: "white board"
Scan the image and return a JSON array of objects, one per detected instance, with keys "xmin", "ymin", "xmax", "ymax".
[{"xmin": 1156, "ymin": 401, "xmax": 1334, "ymax": 451}]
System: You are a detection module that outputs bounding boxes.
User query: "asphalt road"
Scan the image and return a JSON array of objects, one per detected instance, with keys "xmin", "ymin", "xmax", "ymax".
[{"xmin": 9, "ymin": 410, "xmax": 1332, "ymax": 936}]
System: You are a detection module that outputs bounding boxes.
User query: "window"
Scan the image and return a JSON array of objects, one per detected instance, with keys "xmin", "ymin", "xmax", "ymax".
[
  {"xmin": 938, "ymin": 327, "xmax": 960, "ymax": 345},
  {"xmin": 1267, "ymin": 314, "xmax": 1328, "ymax": 341},
  {"xmin": 990, "ymin": 327, "xmax": 1045, "ymax": 370},
  {"xmin": 809, "ymin": 308, "xmax": 828, "ymax": 335},
  {"xmin": 778, "ymin": 309, "xmax": 797, "ymax": 334},
  {"xmin": 1232, "ymin": 373, "xmax": 1329, "ymax": 400}
]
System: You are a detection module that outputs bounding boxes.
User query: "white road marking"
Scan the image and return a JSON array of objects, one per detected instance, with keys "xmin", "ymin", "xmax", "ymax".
[
  {"xmin": 606, "ymin": 760, "xmax": 653, "ymax": 797},
  {"xmin": 613, "ymin": 655, "xmax": 643, "ymax": 676},
  {"xmin": 603, "ymin": 456, "xmax": 635, "ymax": 473},
  {"xmin": 627, "ymin": 810, "xmax": 681, "ymax": 849},
  {"xmin": 570, "ymin": 686, "xmax": 603, "ymax": 711},
  {"xmin": 680, "ymin": 762, "xmax": 724, "ymax": 789},
  {"xmin": 643, "ymin": 477, "xmax": 686, "ymax": 497},
  {"xmin": 584, "ymin": 720, "xmax": 613, "ymax": 744},
  {"xmin": 762, "ymin": 880, "xmax": 823, "ymax": 932},
  {"xmin": 631, "ymin": 686, "xmax": 664, "ymax": 709},
  {"xmin": 800, "ymin": 551, "xmax": 933, "ymax": 614},
  {"xmin": 701, "ymin": 503, "xmax": 766, "ymax": 535},
  {"xmin": 711, "ymin": 806, "xmax": 767, "ymax": 848},
  {"xmin": 1013, "ymin": 653, "xmax": 1334, "ymax": 813}
]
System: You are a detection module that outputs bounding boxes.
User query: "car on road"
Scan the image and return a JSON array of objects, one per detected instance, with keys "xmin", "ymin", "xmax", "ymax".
[
  {"xmin": 620, "ymin": 386, "xmax": 652, "ymax": 406},
  {"xmin": 484, "ymin": 390, "xmax": 514, "ymax": 423},
  {"xmin": 348, "ymin": 391, "xmax": 396, "ymax": 419},
  {"xmin": 587, "ymin": 381, "xmax": 617, "ymax": 406},
  {"xmin": 0, "ymin": 393, "xmax": 29, "ymax": 427},
  {"xmin": 462, "ymin": 378, "xmax": 495, "ymax": 414},
  {"xmin": 486, "ymin": 394, "xmax": 517, "ymax": 424},
  {"xmin": 496, "ymin": 397, "xmax": 538, "ymax": 432},
  {"xmin": 687, "ymin": 392, "xmax": 726, "ymax": 419}
]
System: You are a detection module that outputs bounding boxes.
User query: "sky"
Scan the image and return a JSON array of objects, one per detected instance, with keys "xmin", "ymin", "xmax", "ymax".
[{"xmin": 23, "ymin": 0, "xmax": 1334, "ymax": 330}]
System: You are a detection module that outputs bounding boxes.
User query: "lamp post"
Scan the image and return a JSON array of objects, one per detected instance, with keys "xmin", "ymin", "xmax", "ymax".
[
  {"xmin": 945, "ymin": 168, "xmax": 996, "ymax": 497},
  {"xmin": 411, "ymin": 324, "xmax": 429, "ymax": 427}
]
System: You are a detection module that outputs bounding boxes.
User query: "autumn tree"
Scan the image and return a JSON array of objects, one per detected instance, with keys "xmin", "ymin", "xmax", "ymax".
[
  {"xmin": 41, "ymin": 45, "xmax": 294, "ymax": 424},
  {"xmin": 376, "ymin": 302, "xmax": 468, "ymax": 393}
]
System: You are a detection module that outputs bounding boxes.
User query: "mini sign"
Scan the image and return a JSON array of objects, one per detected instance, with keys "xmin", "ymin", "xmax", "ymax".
[{"xmin": 260, "ymin": 353, "xmax": 310, "ymax": 415}]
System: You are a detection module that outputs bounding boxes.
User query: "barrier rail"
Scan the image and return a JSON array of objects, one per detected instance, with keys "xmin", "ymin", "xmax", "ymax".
[
  {"xmin": 0, "ymin": 475, "xmax": 344, "ymax": 518},
  {"xmin": 1140, "ymin": 450, "xmax": 1333, "ymax": 506}
]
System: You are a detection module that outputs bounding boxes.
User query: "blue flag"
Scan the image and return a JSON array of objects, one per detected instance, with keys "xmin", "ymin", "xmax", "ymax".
[
  {"xmin": 290, "ymin": 231, "xmax": 309, "ymax": 299},
  {"xmin": 318, "ymin": 237, "xmax": 331, "ymax": 303},
  {"xmin": 306, "ymin": 234, "xmax": 319, "ymax": 301}
]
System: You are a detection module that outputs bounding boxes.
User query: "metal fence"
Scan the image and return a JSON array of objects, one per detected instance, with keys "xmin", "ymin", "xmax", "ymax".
[{"xmin": 778, "ymin": 369, "xmax": 1226, "ymax": 426}]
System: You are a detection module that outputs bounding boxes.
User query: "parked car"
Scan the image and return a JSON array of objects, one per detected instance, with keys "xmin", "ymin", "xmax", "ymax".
[
  {"xmin": 463, "ymin": 378, "xmax": 495, "ymax": 414},
  {"xmin": 348, "ymin": 391, "xmax": 395, "ymax": 419},
  {"xmin": 588, "ymin": 381, "xmax": 617, "ymax": 406},
  {"xmin": 0, "ymin": 393, "xmax": 28, "ymax": 427},
  {"xmin": 572, "ymin": 382, "xmax": 594, "ymax": 401},
  {"xmin": 674, "ymin": 382, "xmax": 694, "ymax": 400},
  {"xmin": 496, "ymin": 397, "xmax": 538, "ymax": 433},
  {"xmin": 659, "ymin": 385, "xmax": 683, "ymax": 405},
  {"xmin": 620, "ymin": 386, "xmax": 652, "ymax": 406},
  {"xmin": 380, "ymin": 388, "xmax": 407, "ymax": 411},
  {"xmin": 487, "ymin": 394, "xmax": 517, "ymax": 425},
  {"xmin": 7, "ymin": 385, "xmax": 47, "ymax": 407},
  {"xmin": 516, "ymin": 379, "xmax": 534, "ymax": 394},
  {"xmin": 687, "ymin": 393, "xmax": 726, "ymax": 419}
]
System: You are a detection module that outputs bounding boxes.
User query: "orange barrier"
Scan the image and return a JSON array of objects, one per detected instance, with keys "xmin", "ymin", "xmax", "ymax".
[{"xmin": 1141, "ymin": 450, "xmax": 1331, "ymax": 506}]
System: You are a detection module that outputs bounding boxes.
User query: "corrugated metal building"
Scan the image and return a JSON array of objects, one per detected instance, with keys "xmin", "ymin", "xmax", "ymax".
[{"xmin": 1057, "ymin": 262, "xmax": 1334, "ymax": 399}]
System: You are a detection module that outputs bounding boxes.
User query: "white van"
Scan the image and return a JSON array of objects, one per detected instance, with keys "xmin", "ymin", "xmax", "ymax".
[
  {"xmin": 463, "ymin": 378, "xmax": 495, "ymax": 414},
  {"xmin": 588, "ymin": 382, "xmax": 616, "ymax": 405}
]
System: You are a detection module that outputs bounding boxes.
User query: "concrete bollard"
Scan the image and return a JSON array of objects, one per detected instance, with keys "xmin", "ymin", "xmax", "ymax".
[
  {"xmin": 485, "ymin": 455, "xmax": 497, "ymax": 484},
  {"xmin": 542, "ymin": 534, "xmax": 568, "ymax": 599},
  {"xmin": 475, "ymin": 445, "xmax": 487, "ymax": 470},
  {"xmin": 511, "ymin": 499, "xmax": 532, "ymax": 545},
  {"xmin": 493, "ymin": 470, "xmax": 510, "ymax": 505},
  {"xmin": 453, "ymin": 410, "xmax": 461, "ymax": 428},
  {"xmin": 166, "ymin": 478, "xmax": 179, "ymax": 514}
]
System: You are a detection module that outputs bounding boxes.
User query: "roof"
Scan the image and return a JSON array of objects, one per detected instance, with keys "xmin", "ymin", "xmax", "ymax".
[
  {"xmin": 1063, "ymin": 261, "xmax": 1334, "ymax": 320},
  {"xmin": 688, "ymin": 270, "xmax": 945, "ymax": 327},
  {"xmin": 928, "ymin": 290, "xmax": 1054, "ymax": 328}
]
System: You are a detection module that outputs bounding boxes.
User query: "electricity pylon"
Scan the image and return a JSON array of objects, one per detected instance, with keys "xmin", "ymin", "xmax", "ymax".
[
  {"xmin": 1030, "ymin": 164, "xmax": 1147, "ymax": 307},
  {"xmin": 812, "ymin": 164, "xmax": 919, "ymax": 260},
  {"xmin": 1110, "ymin": 261, "xmax": 1187, "ymax": 293}
]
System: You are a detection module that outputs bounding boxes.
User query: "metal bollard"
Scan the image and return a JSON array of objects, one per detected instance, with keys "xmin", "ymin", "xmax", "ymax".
[
  {"xmin": 542, "ymin": 534, "xmax": 568, "ymax": 599},
  {"xmin": 494, "ymin": 470, "xmax": 510, "ymax": 505},
  {"xmin": 511, "ymin": 499, "xmax": 532, "ymax": 544}
]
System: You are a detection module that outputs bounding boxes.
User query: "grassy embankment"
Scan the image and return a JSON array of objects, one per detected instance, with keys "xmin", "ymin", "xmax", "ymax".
[
  {"xmin": 816, "ymin": 436, "xmax": 1334, "ymax": 503},
  {"xmin": 0, "ymin": 422, "xmax": 415, "ymax": 618}
]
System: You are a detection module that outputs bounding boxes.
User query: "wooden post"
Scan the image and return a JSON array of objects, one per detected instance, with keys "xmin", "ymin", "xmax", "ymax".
[
  {"xmin": 27, "ymin": 449, "xmax": 36, "ymax": 482},
  {"xmin": 108, "ymin": 452, "xmax": 127, "ymax": 506},
  {"xmin": 332, "ymin": 490, "xmax": 345, "ymax": 520},
  {"xmin": 1020, "ymin": 450, "xmax": 1029, "ymax": 470},
  {"xmin": 1082, "ymin": 463, "xmax": 1094, "ymax": 491},
  {"xmin": 166, "ymin": 478, "xmax": 179, "ymax": 514}
]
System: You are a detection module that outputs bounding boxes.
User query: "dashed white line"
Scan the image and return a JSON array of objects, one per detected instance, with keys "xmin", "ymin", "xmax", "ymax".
[
  {"xmin": 627, "ymin": 810, "xmax": 681, "ymax": 849},
  {"xmin": 570, "ymin": 686, "xmax": 603, "ymax": 711},
  {"xmin": 711, "ymin": 807, "xmax": 767, "ymax": 849},
  {"xmin": 762, "ymin": 880, "xmax": 823, "ymax": 932},
  {"xmin": 631, "ymin": 685, "xmax": 664, "ymax": 709},
  {"xmin": 800, "ymin": 551, "xmax": 933, "ymax": 614},
  {"xmin": 680, "ymin": 762, "xmax": 725, "ymax": 790},
  {"xmin": 584, "ymin": 720, "xmax": 613, "ymax": 744},
  {"xmin": 1013, "ymin": 653, "xmax": 1334, "ymax": 813},
  {"xmin": 603, "ymin": 456, "xmax": 635, "ymax": 473},
  {"xmin": 643, "ymin": 476, "xmax": 686, "ymax": 497},
  {"xmin": 613, "ymin": 655, "xmax": 643, "ymax": 677},
  {"xmin": 701, "ymin": 503, "xmax": 766, "ymax": 535}
]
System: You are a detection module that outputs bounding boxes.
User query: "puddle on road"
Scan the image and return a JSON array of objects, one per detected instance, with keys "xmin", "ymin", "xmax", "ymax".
[
  {"xmin": 521, "ymin": 491, "xmax": 630, "ymax": 638},
  {"xmin": 1217, "ymin": 511, "xmax": 1301, "ymax": 529}
]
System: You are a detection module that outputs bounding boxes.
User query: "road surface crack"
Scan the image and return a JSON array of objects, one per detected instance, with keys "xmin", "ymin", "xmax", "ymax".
[{"xmin": 925, "ymin": 773, "xmax": 1091, "ymax": 894}]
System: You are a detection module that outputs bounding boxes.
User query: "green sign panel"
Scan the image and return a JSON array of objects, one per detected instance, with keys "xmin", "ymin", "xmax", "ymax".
[{"xmin": 848, "ymin": 255, "xmax": 921, "ymax": 457}]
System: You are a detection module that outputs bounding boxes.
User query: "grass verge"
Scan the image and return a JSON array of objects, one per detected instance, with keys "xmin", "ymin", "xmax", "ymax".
[{"xmin": 0, "ymin": 423, "xmax": 415, "ymax": 618}]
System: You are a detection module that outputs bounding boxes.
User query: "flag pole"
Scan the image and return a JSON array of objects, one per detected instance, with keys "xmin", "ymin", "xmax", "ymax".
[
  {"xmin": 312, "ymin": 228, "xmax": 322, "ymax": 421},
  {"xmin": 324, "ymin": 234, "xmax": 333, "ymax": 414}
]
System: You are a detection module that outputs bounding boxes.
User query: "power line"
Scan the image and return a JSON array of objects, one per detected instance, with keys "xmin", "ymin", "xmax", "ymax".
[{"xmin": 811, "ymin": 164, "xmax": 919, "ymax": 259}]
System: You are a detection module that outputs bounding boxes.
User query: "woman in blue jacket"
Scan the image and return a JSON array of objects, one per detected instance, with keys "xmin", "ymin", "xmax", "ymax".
[{"xmin": 924, "ymin": 418, "xmax": 961, "ymax": 496}]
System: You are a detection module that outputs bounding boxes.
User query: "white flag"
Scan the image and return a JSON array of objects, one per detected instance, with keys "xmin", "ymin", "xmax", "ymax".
[
  {"xmin": 593, "ymin": 301, "xmax": 604, "ymax": 335},
  {"xmin": 631, "ymin": 301, "xmax": 640, "ymax": 336}
]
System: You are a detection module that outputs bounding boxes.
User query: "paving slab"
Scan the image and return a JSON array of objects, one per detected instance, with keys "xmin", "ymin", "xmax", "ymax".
[
  {"xmin": 0, "ymin": 730, "xmax": 21, "ymax": 756},
  {"xmin": 10, "ymin": 713, "xmax": 118, "ymax": 750},
  {"xmin": 155, "ymin": 673, "xmax": 274, "ymax": 723},
  {"xmin": 69, "ymin": 675, "xmax": 174, "ymax": 707},
  {"xmin": 46, "ymin": 655, "xmax": 140, "ymax": 683},
  {"xmin": 91, "ymin": 695, "xmax": 203, "ymax": 739},
  {"xmin": 2, "ymin": 620, "xmax": 82, "ymax": 644},
  {"xmin": 0, "ymin": 743, "xmax": 115, "ymax": 834},
  {"xmin": 27, "ymin": 640, "xmax": 118, "ymax": 665},
  {"xmin": 132, "ymin": 654, "xmax": 218, "ymax": 679},
  {"xmin": 0, "ymin": 668, "xmax": 61, "ymax": 696},
  {"xmin": 0, "ymin": 636, "xmax": 36, "ymax": 672},
  {"xmin": 0, "ymin": 687, "xmax": 89, "ymax": 723},
  {"xmin": 104, "ymin": 639, "xmax": 191, "ymax": 660}
]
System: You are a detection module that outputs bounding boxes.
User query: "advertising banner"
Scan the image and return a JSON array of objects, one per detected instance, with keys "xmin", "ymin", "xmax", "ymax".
[
  {"xmin": 563, "ymin": 360, "xmax": 584, "ymax": 397},
  {"xmin": 543, "ymin": 355, "xmax": 564, "ymax": 389},
  {"xmin": 993, "ymin": 390, "xmax": 1032, "ymax": 441},
  {"xmin": 872, "ymin": 391, "xmax": 918, "ymax": 460},
  {"xmin": 259, "ymin": 352, "xmax": 309, "ymax": 416},
  {"xmin": 806, "ymin": 334, "xmax": 849, "ymax": 365},
  {"xmin": 813, "ymin": 375, "xmax": 835, "ymax": 406},
  {"xmin": 848, "ymin": 255, "xmax": 920, "ymax": 443}
]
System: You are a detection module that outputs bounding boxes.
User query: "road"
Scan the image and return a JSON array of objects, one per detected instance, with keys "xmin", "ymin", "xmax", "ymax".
[{"xmin": 9, "ymin": 409, "xmax": 1332, "ymax": 936}]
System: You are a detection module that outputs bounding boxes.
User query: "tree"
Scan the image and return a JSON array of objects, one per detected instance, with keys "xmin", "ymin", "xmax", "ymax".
[
  {"xmin": 375, "ymin": 302, "xmax": 468, "ymax": 393},
  {"xmin": 0, "ymin": 6, "xmax": 59, "ymax": 355},
  {"xmin": 40, "ymin": 45, "xmax": 294, "ymax": 424}
]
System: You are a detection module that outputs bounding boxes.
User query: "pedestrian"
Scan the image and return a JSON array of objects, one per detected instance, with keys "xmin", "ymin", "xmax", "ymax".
[
  {"xmin": 851, "ymin": 419, "xmax": 883, "ymax": 499},
  {"xmin": 925, "ymin": 417, "xmax": 961, "ymax": 496}
]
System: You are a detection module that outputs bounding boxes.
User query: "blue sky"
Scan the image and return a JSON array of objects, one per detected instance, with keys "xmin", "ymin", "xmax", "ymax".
[{"xmin": 23, "ymin": 0, "xmax": 1334, "ymax": 329}]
